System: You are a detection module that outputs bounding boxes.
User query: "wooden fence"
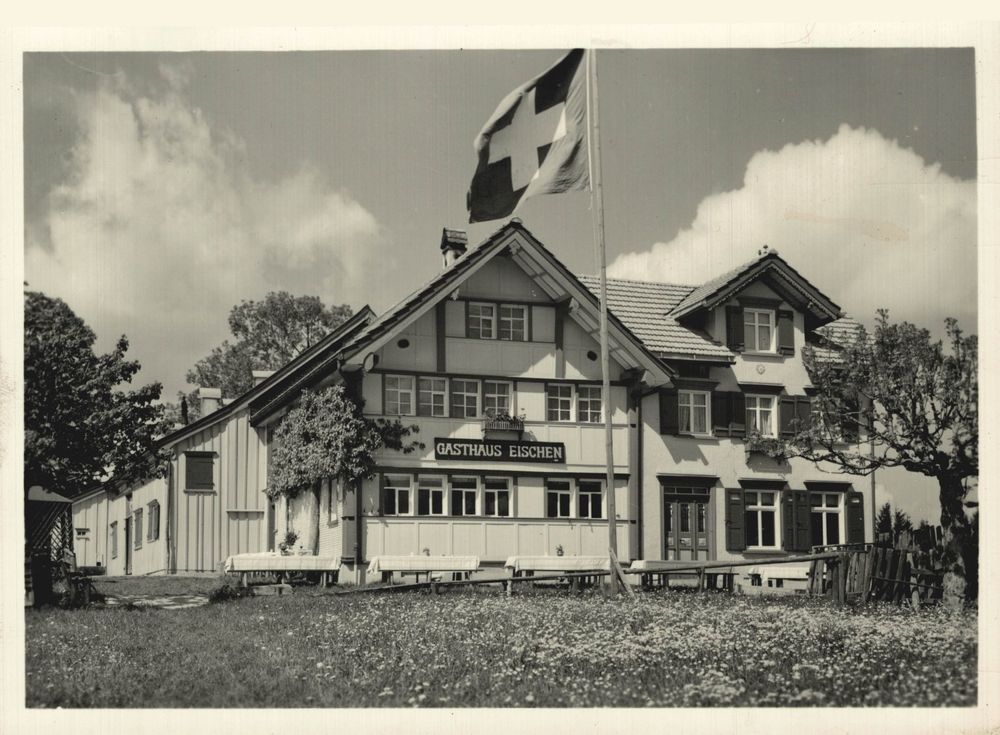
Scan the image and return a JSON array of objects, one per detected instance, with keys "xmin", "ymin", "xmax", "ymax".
[{"xmin": 807, "ymin": 544, "xmax": 944, "ymax": 605}]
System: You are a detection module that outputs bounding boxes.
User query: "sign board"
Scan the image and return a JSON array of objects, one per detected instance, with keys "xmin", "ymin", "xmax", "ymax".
[{"xmin": 434, "ymin": 438, "xmax": 566, "ymax": 464}]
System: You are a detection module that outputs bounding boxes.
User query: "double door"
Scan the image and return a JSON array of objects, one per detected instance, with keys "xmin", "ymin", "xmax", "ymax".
[{"xmin": 663, "ymin": 488, "xmax": 712, "ymax": 561}]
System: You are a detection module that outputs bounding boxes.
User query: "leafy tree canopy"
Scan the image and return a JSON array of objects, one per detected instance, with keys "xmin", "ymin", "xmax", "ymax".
[{"xmin": 24, "ymin": 291, "xmax": 166, "ymax": 498}]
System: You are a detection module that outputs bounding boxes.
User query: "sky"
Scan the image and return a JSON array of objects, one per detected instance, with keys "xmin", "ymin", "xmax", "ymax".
[{"xmin": 23, "ymin": 48, "xmax": 977, "ymax": 521}]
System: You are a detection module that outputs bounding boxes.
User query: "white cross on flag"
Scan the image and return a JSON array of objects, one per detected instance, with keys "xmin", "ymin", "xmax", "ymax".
[{"xmin": 467, "ymin": 49, "xmax": 589, "ymax": 223}]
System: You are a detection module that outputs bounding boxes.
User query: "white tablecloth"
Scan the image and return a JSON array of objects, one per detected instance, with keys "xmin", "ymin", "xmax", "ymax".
[
  {"xmin": 224, "ymin": 552, "xmax": 341, "ymax": 573},
  {"xmin": 504, "ymin": 555, "xmax": 611, "ymax": 572},
  {"xmin": 366, "ymin": 555, "xmax": 480, "ymax": 575},
  {"xmin": 746, "ymin": 564, "xmax": 810, "ymax": 580}
]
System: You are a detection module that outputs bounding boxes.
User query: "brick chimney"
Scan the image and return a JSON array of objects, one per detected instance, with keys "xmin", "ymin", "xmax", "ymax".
[
  {"xmin": 199, "ymin": 387, "xmax": 222, "ymax": 416},
  {"xmin": 440, "ymin": 228, "xmax": 468, "ymax": 268}
]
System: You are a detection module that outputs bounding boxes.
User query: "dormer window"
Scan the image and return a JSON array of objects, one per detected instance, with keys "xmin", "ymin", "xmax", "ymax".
[{"xmin": 743, "ymin": 309, "xmax": 776, "ymax": 353}]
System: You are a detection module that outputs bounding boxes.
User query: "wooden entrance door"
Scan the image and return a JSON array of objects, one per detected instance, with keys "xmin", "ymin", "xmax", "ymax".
[{"xmin": 663, "ymin": 488, "xmax": 712, "ymax": 561}]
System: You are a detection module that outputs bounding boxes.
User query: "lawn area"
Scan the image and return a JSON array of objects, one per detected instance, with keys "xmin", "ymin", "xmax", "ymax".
[
  {"xmin": 25, "ymin": 586, "xmax": 976, "ymax": 708},
  {"xmin": 90, "ymin": 574, "xmax": 222, "ymax": 598}
]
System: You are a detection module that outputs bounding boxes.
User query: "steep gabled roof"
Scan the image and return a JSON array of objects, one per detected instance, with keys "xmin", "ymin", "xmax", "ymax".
[
  {"xmin": 809, "ymin": 316, "xmax": 867, "ymax": 362},
  {"xmin": 578, "ymin": 277, "xmax": 733, "ymax": 362},
  {"xmin": 669, "ymin": 248, "xmax": 843, "ymax": 322}
]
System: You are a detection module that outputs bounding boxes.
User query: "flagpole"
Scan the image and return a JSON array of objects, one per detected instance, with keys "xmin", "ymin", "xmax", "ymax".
[{"xmin": 586, "ymin": 48, "xmax": 619, "ymax": 593}]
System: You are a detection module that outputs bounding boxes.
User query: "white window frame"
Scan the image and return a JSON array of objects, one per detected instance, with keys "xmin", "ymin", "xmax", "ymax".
[
  {"xmin": 545, "ymin": 478, "xmax": 573, "ymax": 518},
  {"xmin": 499, "ymin": 304, "xmax": 527, "ymax": 341},
  {"xmin": 577, "ymin": 479, "xmax": 604, "ymax": 519},
  {"xmin": 416, "ymin": 475, "xmax": 446, "ymax": 517},
  {"xmin": 678, "ymin": 390, "xmax": 711, "ymax": 435},
  {"xmin": 483, "ymin": 476, "xmax": 512, "ymax": 518},
  {"xmin": 482, "ymin": 380, "xmax": 513, "ymax": 417},
  {"xmin": 744, "ymin": 308, "xmax": 777, "ymax": 353},
  {"xmin": 467, "ymin": 302, "xmax": 497, "ymax": 340},
  {"xmin": 576, "ymin": 385, "xmax": 603, "ymax": 424},
  {"xmin": 385, "ymin": 375, "xmax": 415, "ymax": 416},
  {"xmin": 450, "ymin": 378, "xmax": 481, "ymax": 419},
  {"xmin": 449, "ymin": 476, "xmax": 479, "ymax": 516},
  {"xmin": 744, "ymin": 490, "xmax": 781, "ymax": 550},
  {"xmin": 417, "ymin": 376, "xmax": 448, "ymax": 417},
  {"xmin": 383, "ymin": 474, "xmax": 413, "ymax": 517},
  {"xmin": 811, "ymin": 492, "xmax": 844, "ymax": 546},
  {"xmin": 546, "ymin": 384, "xmax": 573, "ymax": 422},
  {"xmin": 746, "ymin": 394, "xmax": 776, "ymax": 437}
]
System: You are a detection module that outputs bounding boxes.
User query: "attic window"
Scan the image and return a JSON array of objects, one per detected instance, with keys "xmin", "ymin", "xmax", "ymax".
[{"xmin": 185, "ymin": 452, "xmax": 215, "ymax": 491}]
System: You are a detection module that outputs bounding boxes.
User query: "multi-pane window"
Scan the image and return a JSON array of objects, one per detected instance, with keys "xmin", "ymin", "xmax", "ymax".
[
  {"xmin": 576, "ymin": 386, "xmax": 603, "ymax": 424},
  {"xmin": 499, "ymin": 305, "xmax": 527, "ymax": 341},
  {"xmin": 546, "ymin": 384, "xmax": 573, "ymax": 422},
  {"xmin": 133, "ymin": 508, "xmax": 143, "ymax": 549},
  {"xmin": 147, "ymin": 501, "xmax": 160, "ymax": 541},
  {"xmin": 545, "ymin": 479, "xmax": 572, "ymax": 518},
  {"xmin": 450, "ymin": 379, "xmax": 480, "ymax": 418},
  {"xmin": 450, "ymin": 476, "xmax": 478, "ymax": 516},
  {"xmin": 746, "ymin": 395, "xmax": 776, "ymax": 437},
  {"xmin": 578, "ymin": 480, "xmax": 603, "ymax": 519},
  {"xmin": 417, "ymin": 377, "xmax": 447, "ymax": 417},
  {"xmin": 467, "ymin": 303, "xmax": 496, "ymax": 339},
  {"xmin": 484, "ymin": 477, "xmax": 511, "ymax": 517},
  {"xmin": 417, "ymin": 476, "xmax": 445, "ymax": 516},
  {"xmin": 110, "ymin": 521, "xmax": 118, "ymax": 559},
  {"xmin": 679, "ymin": 390, "xmax": 710, "ymax": 435},
  {"xmin": 385, "ymin": 375, "xmax": 415, "ymax": 416},
  {"xmin": 744, "ymin": 491, "xmax": 779, "ymax": 549},
  {"xmin": 383, "ymin": 474, "xmax": 412, "ymax": 516},
  {"xmin": 744, "ymin": 309, "xmax": 776, "ymax": 352},
  {"xmin": 483, "ymin": 381, "xmax": 512, "ymax": 417},
  {"xmin": 810, "ymin": 492, "xmax": 842, "ymax": 546}
]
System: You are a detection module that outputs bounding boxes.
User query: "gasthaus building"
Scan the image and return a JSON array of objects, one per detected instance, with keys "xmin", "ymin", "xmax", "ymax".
[{"xmin": 71, "ymin": 220, "xmax": 871, "ymax": 584}]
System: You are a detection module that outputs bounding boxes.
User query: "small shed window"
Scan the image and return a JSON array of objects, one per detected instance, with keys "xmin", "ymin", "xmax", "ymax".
[
  {"xmin": 186, "ymin": 452, "xmax": 215, "ymax": 490},
  {"xmin": 147, "ymin": 501, "xmax": 160, "ymax": 541},
  {"xmin": 110, "ymin": 521, "xmax": 118, "ymax": 559},
  {"xmin": 133, "ymin": 508, "xmax": 143, "ymax": 549}
]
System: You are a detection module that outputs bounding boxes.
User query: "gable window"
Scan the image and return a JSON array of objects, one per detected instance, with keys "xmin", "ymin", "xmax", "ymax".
[
  {"xmin": 744, "ymin": 309, "xmax": 776, "ymax": 353},
  {"xmin": 483, "ymin": 380, "xmax": 512, "ymax": 417},
  {"xmin": 417, "ymin": 377, "xmax": 447, "ymax": 417},
  {"xmin": 746, "ymin": 395, "xmax": 776, "ymax": 437},
  {"xmin": 450, "ymin": 379, "xmax": 480, "ymax": 419},
  {"xmin": 577, "ymin": 386, "xmax": 603, "ymax": 424},
  {"xmin": 417, "ymin": 475, "xmax": 446, "ymax": 516},
  {"xmin": 578, "ymin": 480, "xmax": 603, "ymax": 519},
  {"xmin": 385, "ymin": 375, "xmax": 415, "ymax": 416},
  {"xmin": 499, "ymin": 304, "xmax": 527, "ymax": 341},
  {"xmin": 546, "ymin": 384, "xmax": 573, "ymax": 422},
  {"xmin": 484, "ymin": 477, "xmax": 511, "ymax": 517},
  {"xmin": 133, "ymin": 508, "xmax": 143, "ymax": 549},
  {"xmin": 810, "ymin": 492, "xmax": 842, "ymax": 546},
  {"xmin": 110, "ymin": 521, "xmax": 118, "ymax": 559},
  {"xmin": 147, "ymin": 501, "xmax": 160, "ymax": 541},
  {"xmin": 744, "ymin": 490, "xmax": 779, "ymax": 549},
  {"xmin": 450, "ymin": 476, "xmax": 478, "ymax": 516},
  {"xmin": 678, "ymin": 390, "xmax": 710, "ymax": 435},
  {"xmin": 185, "ymin": 452, "xmax": 215, "ymax": 491},
  {"xmin": 545, "ymin": 479, "xmax": 572, "ymax": 518},
  {"xmin": 383, "ymin": 474, "xmax": 412, "ymax": 516},
  {"xmin": 467, "ymin": 303, "xmax": 496, "ymax": 339}
]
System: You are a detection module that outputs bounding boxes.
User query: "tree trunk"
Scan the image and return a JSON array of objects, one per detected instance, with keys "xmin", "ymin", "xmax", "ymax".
[{"xmin": 938, "ymin": 473, "xmax": 977, "ymax": 603}]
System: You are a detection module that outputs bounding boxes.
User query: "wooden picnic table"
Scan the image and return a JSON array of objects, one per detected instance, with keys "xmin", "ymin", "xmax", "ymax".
[
  {"xmin": 503, "ymin": 555, "xmax": 611, "ymax": 595},
  {"xmin": 224, "ymin": 552, "xmax": 341, "ymax": 587},
  {"xmin": 366, "ymin": 555, "xmax": 480, "ymax": 584}
]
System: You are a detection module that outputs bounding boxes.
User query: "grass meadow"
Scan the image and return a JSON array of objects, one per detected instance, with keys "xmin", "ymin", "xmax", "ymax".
[{"xmin": 25, "ymin": 582, "xmax": 977, "ymax": 708}]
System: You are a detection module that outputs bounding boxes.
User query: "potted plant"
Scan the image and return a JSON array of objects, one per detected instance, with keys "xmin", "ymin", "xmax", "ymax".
[
  {"xmin": 745, "ymin": 429, "xmax": 788, "ymax": 461},
  {"xmin": 483, "ymin": 408, "xmax": 526, "ymax": 435},
  {"xmin": 278, "ymin": 530, "xmax": 299, "ymax": 556}
]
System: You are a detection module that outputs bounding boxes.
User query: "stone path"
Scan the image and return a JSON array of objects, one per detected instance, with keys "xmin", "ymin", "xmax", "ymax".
[{"xmin": 103, "ymin": 593, "xmax": 209, "ymax": 610}]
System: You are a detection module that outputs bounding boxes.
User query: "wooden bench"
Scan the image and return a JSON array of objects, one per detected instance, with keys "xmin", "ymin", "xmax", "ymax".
[
  {"xmin": 224, "ymin": 553, "xmax": 342, "ymax": 588},
  {"xmin": 366, "ymin": 555, "xmax": 480, "ymax": 585}
]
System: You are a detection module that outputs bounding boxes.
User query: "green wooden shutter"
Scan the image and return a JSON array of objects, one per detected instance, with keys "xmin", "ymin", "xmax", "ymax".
[
  {"xmin": 846, "ymin": 491, "xmax": 865, "ymax": 543},
  {"xmin": 185, "ymin": 453, "xmax": 214, "ymax": 490},
  {"xmin": 659, "ymin": 389, "xmax": 680, "ymax": 435},
  {"xmin": 794, "ymin": 490, "xmax": 812, "ymax": 550},
  {"xmin": 724, "ymin": 489, "xmax": 746, "ymax": 551},
  {"xmin": 725, "ymin": 306, "xmax": 744, "ymax": 351},
  {"xmin": 779, "ymin": 396, "xmax": 797, "ymax": 438},
  {"xmin": 782, "ymin": 490, "xmax": 796, "ymax": 550},
  {"xmin": 711, "ymin": 391, "xmax": 731, "ymax": 437},
  {"xmin": 730, "ymin": 392, "xmax": 747, "ymax": 438},
  {"xmin": 795, "ymin": 395, "xmax": 812, "ymax": 430},
  {"xmin": 777, "ymin": 310, "xmax": 795, "ymax": 355}
]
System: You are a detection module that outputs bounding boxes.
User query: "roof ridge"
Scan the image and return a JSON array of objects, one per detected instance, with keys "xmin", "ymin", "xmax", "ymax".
[{"xmin": 579, "ymin": 274, "xmax": 698, "ymax": 290}]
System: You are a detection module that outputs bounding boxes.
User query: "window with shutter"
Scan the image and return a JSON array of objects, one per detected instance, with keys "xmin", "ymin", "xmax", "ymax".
[
  {"xmin": 779, "ymin": 396, "xmax": 797, "ymax": 438},
  {"xmin": 724, "ymin": 489, "xmax": 746, "ymax": 551},
  {"xmin": 711, "ymin": 392, "xmax": 731, "ymax": 437},
  {"xmin": 777, "ymin": 310, "xmax": 795, "ymax": 355},
  {"xmin": 725, "ymin": 306, "xmax": 745, "ymax": 351},
  {"xmin": 845, "ymin": 491, "xmax": 865, "ymax": 543},
  {"xmin": 185, "ymin": 452, "xmax": 215, "ymax": 491},
  {"xmin": 730, "ymin": 392, "xmax": 747, "ymax": 437},
  {"xmin": 659, "ymin": 389, "xmax": 680, "ymax": 435}
]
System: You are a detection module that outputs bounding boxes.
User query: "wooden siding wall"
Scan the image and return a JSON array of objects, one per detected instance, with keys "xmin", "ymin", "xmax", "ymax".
[
  {"xmin": 71, "ymin": 493, "xmax": 108, "ymax": 568},
  {"xmin": 172, "ymin": 408, "xmax": 268, "ymax": 572}
]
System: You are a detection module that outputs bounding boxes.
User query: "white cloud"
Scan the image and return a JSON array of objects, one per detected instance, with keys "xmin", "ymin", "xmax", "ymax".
[
  {"xmin": 609, "ymin": 124, "xmax": 977, "ymax": 335},
  {"xmin": 26, "ymin": 66, "xmax": 385, "ymax": 396}
]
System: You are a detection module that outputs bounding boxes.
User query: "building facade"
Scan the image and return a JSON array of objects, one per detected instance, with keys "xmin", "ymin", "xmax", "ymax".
[{"xmin": 72, "ymin": 221, "xmax": 868, "ymax": 580}]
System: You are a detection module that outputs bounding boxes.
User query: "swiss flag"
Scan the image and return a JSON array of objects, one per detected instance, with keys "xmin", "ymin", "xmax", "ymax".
[{"xmin": 467, "ymin": 49, "xmax": 589, "ymax": 223}]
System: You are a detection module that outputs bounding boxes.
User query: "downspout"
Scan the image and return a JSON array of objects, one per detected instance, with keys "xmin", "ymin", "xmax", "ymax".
[
  {"xmin": 635, "ymin": 383, "xmax": 644, "ymax": 560},
  {"xmin": 165, "ymin": 454, "xmax": 174, "ymax": 574}
]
